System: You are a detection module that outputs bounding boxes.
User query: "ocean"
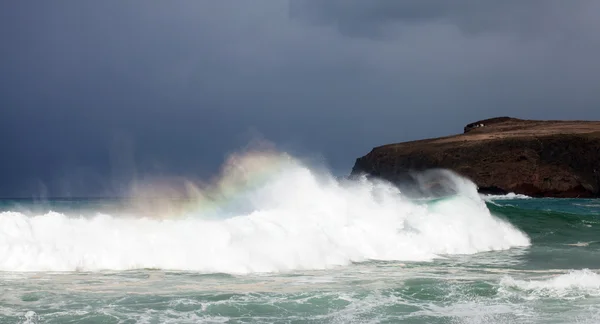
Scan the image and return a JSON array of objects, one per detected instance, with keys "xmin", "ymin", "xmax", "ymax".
[{"xmin": 1, "ymin": 153, "xmax": 599, "ymax": 323}]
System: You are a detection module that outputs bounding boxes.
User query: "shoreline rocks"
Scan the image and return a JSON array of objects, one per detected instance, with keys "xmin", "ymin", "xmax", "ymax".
[{"xmin": 351, "ymin": 118, "xmax": 600, "ymax": 198}]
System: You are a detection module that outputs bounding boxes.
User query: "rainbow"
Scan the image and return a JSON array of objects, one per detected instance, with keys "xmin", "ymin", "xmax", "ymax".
[{"xmin": 130, "ymin": 151, "xmax": 297, "ymax": 219}]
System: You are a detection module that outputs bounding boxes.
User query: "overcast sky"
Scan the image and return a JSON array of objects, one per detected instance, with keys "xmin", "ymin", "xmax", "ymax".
[{"xmin": 2, "ymin": 1, "xmax": 600, "ymax": 197}]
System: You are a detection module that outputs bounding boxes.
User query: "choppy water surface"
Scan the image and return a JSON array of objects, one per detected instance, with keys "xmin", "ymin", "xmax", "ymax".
[
  {"xmin": 2, "ymin": 246, "xmax": 600, "ymax": 323},
  {"xmin": 1, "ymin": 153, "xmax": 599, "ymax": 323}
]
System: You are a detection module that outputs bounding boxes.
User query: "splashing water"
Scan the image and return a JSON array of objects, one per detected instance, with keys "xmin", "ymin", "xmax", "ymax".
[{"xmin": 0, "ymin": 152, "xmax": 530, "ymax": 273}]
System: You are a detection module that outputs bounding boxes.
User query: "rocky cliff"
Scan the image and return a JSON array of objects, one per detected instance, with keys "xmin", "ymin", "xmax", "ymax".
[{"xmin": 351, "ymin": 117, "xmax": 600, "ymax": 198}]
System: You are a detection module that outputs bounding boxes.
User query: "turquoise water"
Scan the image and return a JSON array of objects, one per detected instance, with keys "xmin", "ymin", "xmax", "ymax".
[{"xmin": 1, "ymin": 197, "xmax": 598, "ymax": 323}]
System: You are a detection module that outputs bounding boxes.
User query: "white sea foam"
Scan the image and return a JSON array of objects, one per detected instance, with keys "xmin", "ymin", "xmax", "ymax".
[
  {"xmin": 565, "ymin": 241, "xmax": 596, "ymax": 247},
  {"xmin": 481, "ymin": 192, "xmax": 531, "ymax": 201},
  {"xmin": 0, "ymin": 154, "xmax": 530, "ymax": 273},
  {"xmin": 500, "ymin": 269, "xmax": 600, "ymax": 299}
]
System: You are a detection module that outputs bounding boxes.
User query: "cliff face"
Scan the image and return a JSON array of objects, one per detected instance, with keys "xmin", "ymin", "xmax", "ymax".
[{"xmin": 351, "ymin": 118, "xmax": 600, "ymax": 198}]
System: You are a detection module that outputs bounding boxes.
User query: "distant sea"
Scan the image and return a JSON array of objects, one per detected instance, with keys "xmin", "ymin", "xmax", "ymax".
[{"xmin": 1, "ymin": 153, "xmax": 599, "ymax": 323}]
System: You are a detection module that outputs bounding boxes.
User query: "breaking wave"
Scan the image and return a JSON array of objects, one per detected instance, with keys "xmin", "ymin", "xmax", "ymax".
[{"xmin": 0, "ymin": 152, "xmax": 530, "ymax": 273}]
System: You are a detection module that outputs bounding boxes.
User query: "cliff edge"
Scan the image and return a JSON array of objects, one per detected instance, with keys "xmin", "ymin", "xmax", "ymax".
[{"xmin": 351, "ymin": 117, "xmax": 600, "ymax": 197}]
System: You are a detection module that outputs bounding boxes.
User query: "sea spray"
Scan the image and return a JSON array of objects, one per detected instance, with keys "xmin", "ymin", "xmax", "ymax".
[{"xmin": 0, "ymin": 151, "xmax": 530, "ymax": 273}]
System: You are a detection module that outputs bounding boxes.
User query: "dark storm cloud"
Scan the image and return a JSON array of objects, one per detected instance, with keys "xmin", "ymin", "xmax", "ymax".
[
  {"xmin": 1, "ymin": 1, "xmax": 599, "ymax": 197},
  {"xmin": 290, "ymin": 0, "xmax": 591, "ymax": 37}
]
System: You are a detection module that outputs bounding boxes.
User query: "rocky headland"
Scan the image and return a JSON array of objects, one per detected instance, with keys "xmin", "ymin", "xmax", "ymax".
[{"xmin": 351, "ymin": 117, "xmax": 600, "ymax": 198}]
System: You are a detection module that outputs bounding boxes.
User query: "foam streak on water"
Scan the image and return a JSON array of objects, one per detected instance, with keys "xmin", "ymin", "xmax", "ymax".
[
  {"xmin": 0, "ymin": 153, "xmax": 529, "ymax": 273},
  {"xmin": 500, "ymin": 269, "xmax": 600, "ymax": 299},
  {"xmin": 481, "ymin": 192, "xmax": 532, "ymax": 200}
]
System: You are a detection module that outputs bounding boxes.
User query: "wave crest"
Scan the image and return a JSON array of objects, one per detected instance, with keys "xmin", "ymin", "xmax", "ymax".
[{"xmin": 0, "ymin": 152, "xmax": 530, "ymax": 273}]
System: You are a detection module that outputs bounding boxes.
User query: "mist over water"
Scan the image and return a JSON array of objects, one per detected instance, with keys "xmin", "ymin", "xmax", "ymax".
[{"xmin": 0, "ymin": 151, "xmax": 529, "ymax": 273}]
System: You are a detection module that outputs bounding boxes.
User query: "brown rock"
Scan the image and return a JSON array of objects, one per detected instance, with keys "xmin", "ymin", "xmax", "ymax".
[{"xmin": 351, "ymin": 118, "xmax": 600, "ymax": 198}]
